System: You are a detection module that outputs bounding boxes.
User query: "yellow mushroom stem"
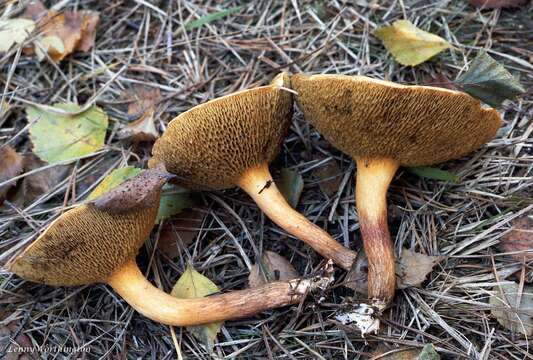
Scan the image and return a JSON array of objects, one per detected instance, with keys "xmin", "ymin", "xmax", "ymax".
[
  {"xmin": 107, "ymin": 259, "xmax": 334, "ymax": 326},
  {"xmin": 355, "ymin": 157, "xmax": 400, "ymax": 307},
  {"xmin": 237, "ymin": 163, "xmax": 357, "ymax": 271}
]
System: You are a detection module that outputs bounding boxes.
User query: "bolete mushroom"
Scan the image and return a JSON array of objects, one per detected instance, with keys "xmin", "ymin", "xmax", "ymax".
[
  {"xmin": 6, "ymin": 170, "xmax": 334, "ymax": 326},
  {"xmin": 292, "ymin": 73, "xmax": 502, "ymax": 309},
  {"xmin": 149, "ymin": 72, "xmax": 357, "ymax": 270}
]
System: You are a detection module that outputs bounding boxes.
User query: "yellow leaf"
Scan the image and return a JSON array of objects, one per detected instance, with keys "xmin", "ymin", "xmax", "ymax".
[
  {"xmin": 375, "ymin": 20, "xmax": 451, "ymax": 66},
  {"xmin": 0, "ymin": 18, "xmax": 35, "ymax": 52},
  {"xmin": 171, "ymin": 266, "xmax": 222, "ymax": 351},
  {"xmin": 27, "ymin": 103, "xmax": 108, "ymax": 164},
  {"xmin": 86, "ymin": 166, "xmax": 143, "ymax": 201}
]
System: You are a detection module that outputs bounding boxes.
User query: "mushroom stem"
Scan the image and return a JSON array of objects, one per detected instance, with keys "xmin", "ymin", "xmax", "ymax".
[
  {"xmin": 355, "ymin": 157, "xmax": 399, "ymax": 307},
  {"xmin": 237, "ymin": 163, "xmax": 357, "ymax": 270},
  {"xmin": 107, "ymin": 259, "xmax": 334, "ymax": 326}
]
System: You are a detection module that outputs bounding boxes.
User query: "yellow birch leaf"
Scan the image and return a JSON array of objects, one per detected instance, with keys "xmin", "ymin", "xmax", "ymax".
[
  {"xmin": 375, "ymin": 20, "xmax": 451, "ymax": 66},
  {"xmin": 171, "ymin": 266, "xmax": 222, "ymax": 351}
]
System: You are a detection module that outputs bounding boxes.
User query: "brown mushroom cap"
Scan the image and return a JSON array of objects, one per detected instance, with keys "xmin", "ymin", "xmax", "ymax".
[
  {"xmin": 291, "ymin": 74, "xmax": 502, "ymax": 166},
  {"xmin": 7, "ymin": 170, "xmax": 167, "ymax": 286},
  {"xmin": 149, "ymin": 72, "xmax": 293, "ymax": 190}
]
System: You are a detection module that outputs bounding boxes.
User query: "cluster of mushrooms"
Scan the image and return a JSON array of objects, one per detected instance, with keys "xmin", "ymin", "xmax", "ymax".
[{"xmin": 6, "ymin": 72, "xmax": 501, "ymax": 330}]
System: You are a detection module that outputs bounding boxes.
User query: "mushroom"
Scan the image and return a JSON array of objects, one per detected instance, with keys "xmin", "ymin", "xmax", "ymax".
[
  {"xmin": 6, "ymin": 169, "xmax": 334, "ymax": 326},
  {"xmin": 291, "ymin": 73, "xmax": 502, "ymax": 308},
  {"xmin": 149, "ymin": 72, "xmax": 357, "ymax": 270}
]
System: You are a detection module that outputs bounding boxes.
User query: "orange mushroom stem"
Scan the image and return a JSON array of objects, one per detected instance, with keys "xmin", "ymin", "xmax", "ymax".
[
  {"xmin": 108, "ymin": 259, "xmax": 334, "ymax": 326},
  {"xmin": 150, "ymin": 72, "xmax": 357, "ymax": 270},
  {"xmin": 355, "ymin": 158, "xmax": 399, "ymax": 306},
  {"xmin": 237, "ymin": 163, "xmax": 356, "ymax": 270},
  {"xmin": 291, "ymin": 73, "xmax": 502, "ymax": 313},
  {"xmin": 7, "ymin": 170, "xmax": 335, "ymax": 326}
]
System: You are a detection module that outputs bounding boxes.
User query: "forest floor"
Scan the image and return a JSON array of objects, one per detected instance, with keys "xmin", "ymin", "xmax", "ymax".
[{"xmin": 0, "ymin": 1, "xmax": 532, "ymax": 359}]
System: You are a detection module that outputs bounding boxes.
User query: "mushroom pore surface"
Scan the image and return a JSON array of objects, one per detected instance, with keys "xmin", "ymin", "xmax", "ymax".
[
  {"xmin": 292, "ymin": 74, "xmax": 502, "ymax": 165},
  {"xmin": 8, "ymin": 202, "xmax": 158, "ymax": 286},
  {"xmin": 150, "ymin": 73, "xmax": 293, "ymax": 190}
]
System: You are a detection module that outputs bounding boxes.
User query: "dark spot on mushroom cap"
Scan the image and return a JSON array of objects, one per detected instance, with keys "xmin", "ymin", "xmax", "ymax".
[
  {"xmin": 149, "ymin": 72, "xmax": 293, "ymax": 190},
  {"xmin": 292, "ymin": 74, "xmax": 502, "ymax": 166}
]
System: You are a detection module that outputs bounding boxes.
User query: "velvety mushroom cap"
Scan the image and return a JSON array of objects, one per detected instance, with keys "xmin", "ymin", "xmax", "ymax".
[
  {"xmin": 292, "ymin": 74, "xmax": 502, "ymax": 166},
  {"xmin": 149, "ymin": 72, "xmax": 293, "ymax": 190},
  {"xmin": 7, "ymin": 171, "xmax": 167, "ymax": 286}
]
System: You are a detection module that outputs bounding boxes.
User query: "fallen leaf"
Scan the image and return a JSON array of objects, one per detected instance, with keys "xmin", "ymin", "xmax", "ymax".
[
  {"xmin": 501, "ymin": 214, "xmax": 533, "ymax": 262},
  {"xmin": 0, "ymin": 146, "xmax": 23, "ymax": 205},
  {"xmin": 374, "ymin": 20, "xmax": 451, "ymax": 66},
  {"xmin": 396, "ymin": 249, "xmax": 442, "ymax": 289},
  {"xmin": 345, "ymin": 249, "xmax": 441, "ymax": 292},
  {"xmin": 11, "ymin": 153, "xmax": 71, "ymax": 207},
  {"xmin": 278, "ymin": 168, "xmax": 304, "ymax": 208},
  {"xmin": 0, "ymin": 18, "xmax": 35, "ymax": 53},
  {"xmin": 455, "ymin": 51, "xmax": 526, "ymax": 107},
  {"xmin": 490, "ymin": 282, "xmax": 533, "ymax": 336},
  {"xmin": 185, "ymin": 6, "xmax": 242, "ymax": 30},
  {"xmin": 28, "ymin": 103, "xmax": 108, "ymax": 164},
  {"xmin": 0, "ymin": 311, "xmax": 37, "ymax": 360},
  {"xmin": 418, "ymin": 344, "xmax": 440, "ymax": 360},
  {"xmin": 22, "ymin": 0, "xmax": 47, "ymax": 21},
  {"xmin": 156, "ymin": 184, "xmax": 195, "ymax": 223},
  {"xmin": 248, "ymin": 251, "xmax": 299, "ymax": 288},
  {"xmin": 86, "ymin": 166, "xmax": 143, "ymax": 201},
  {"xmin": 171, "ymin": 266, "xmax": 221, "ymax": 351},
  {"xmin": 468, "ymin": 0, "xmax": 528, "ymax": 8},
  {"xmin": 407, "ymin": 166, "xmax": 459, "ymax": 182},
  {"xmin": 313, "ymin": 158, "xmax": 342, "ymax": 197},
  {"xmin": 344, "ymin": 251, "xmax": 369, "ymax": 294},
  {"xmin": 117, "ymin": 87, "xmax": 161, "ymax": 142},
  {"xmin": 158, "ymin": 208, "xmax": 205, "ymax": 258},
  {"xmin": 371, "ymin": 344, "xmax": 440, "ymax": 360},
  {"xmin": 423, "ymin": 73, "xmax": 458, "ymax": 91},
  {"xmin": 23, "ymin": 5, "xmax": 99, "ymax": 62}
]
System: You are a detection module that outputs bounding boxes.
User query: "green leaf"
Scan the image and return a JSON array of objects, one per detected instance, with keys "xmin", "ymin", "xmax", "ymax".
[
  {"xmin": 156, "ymin": 184, "xmax": 195, "ymax": 223},
  {"xmin": 417, "ymin": 344, "xmax": 440, "ymax": 360},
  {"xmin": 27, "ymin": 103, "xmax": 108, "ymax": 164},
  {"xmin": 407, "ymin": 166, "xmax": 459, "ymax": 182},
  {"xmin": 86, "ymin": 166, "xmax": 142, "ymax": 201},
  {"xmin": 374, "ymin": 20, "xmax": 451, "ymax": 66},
  {"xmin": 278, "ymin": 168, "xmax": 304, "ymax": 208},
  {"xmin": 185, "ymin": 6, "xmax": 242, "ymax": 30},
  {"xmin": 171, "ymin": 266, "xmax": 222, "ymax": 351},
  {"xmin": 0, "ymin": 18, "xmax": 35, "ymax": 52},
  {"xmin": 455, "ymin": 51, "xmax": 526, "ymax": 107}
]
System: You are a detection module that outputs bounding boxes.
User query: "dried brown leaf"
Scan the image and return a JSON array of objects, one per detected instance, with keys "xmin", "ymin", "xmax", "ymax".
[
  {"xmin": 248, "ymin": 251, "xmax": 299, "ymax": 288},
  {"xmin": 24, "ymin": 6, "xmax": 99, "ymax": 62},
  {"xmin": 313, "ymin": 157, "xmax": 342, "ymax": 197},
  {"xmin": 158, "ymin": 208, "xmax": 205, "ymax": 258},
  {"xmin": 396, "ymin": 249, "xmax": 442, "ymax": 289},
  {"xmin": 0, "ymin": 311, "xmax": 37, "ymax": 360},
  {"xmin": 0, "ymin": 146, "xmax": 23, "ymax": 205},
  {"xmin": 468, "ymin": 0, "xmax": 528, "ymax": 8},
  {"xmin": 117, "ymin": 87, "xmax": 161, "ymax": 142},
  {"xmin": 21, "ymin": 0, "xmax": 47, "ymax": 21},
  {"xmin": 11, "ymin": 153, "xmax": 71, "ymax": 207},
  {"xmin": 501, "ymin": 214, "xmax": 533, "ymax": 262},
  {"xmin": 345, "ymin": 249, "xmax": 442, "ymax": 292},
  {"xmin": 345, "ymin": 251, "xmax": 369, "ymax": 294}
]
